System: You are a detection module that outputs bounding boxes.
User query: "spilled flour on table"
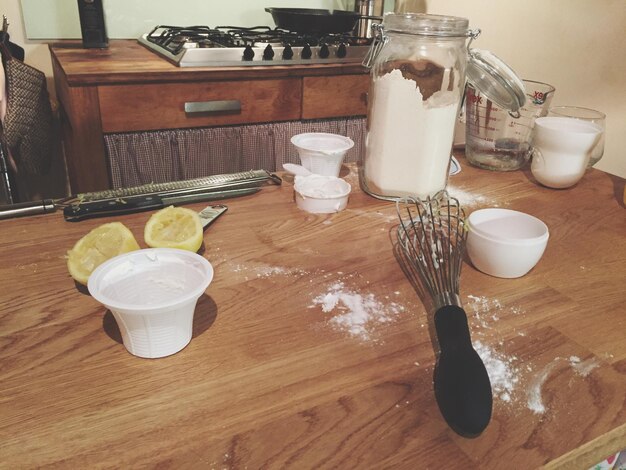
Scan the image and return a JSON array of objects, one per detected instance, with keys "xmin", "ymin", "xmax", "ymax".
[
  {"xmin": 464, "ymin": 295, "xmax": 532, "ymax": 409},
  {"xmin": 228, "ymin": 262, "xmax": 307, "ymax": 279},
  {"xmin": 526, "ymin": 359, "xmax": 560, "ymax": 414},
  {"xmin": 466, "ymin": 294, "xmax": 528, "ymax": 342},
  {"xmin": 209, "ymin": 248, "xmax": 310, "ymax": 281},
  {"xmin": 525, "ymin": 356, "xmax": 599, "ymax": 414},
  {"xmin": 345, "ymin": 208, "xmax": 398, "ymax": 224},
  {"xmin": 310, "ymin": 281, "xmax": 405, "ymax": 341},
  {"xmin": 446, "ymin": 185, "xmax": 493, "ymax": 207},
  {"xmin": 464, "ymin": 293, "xmax": 604, "ymax": 415},
  {"xmin": 569, "ymin": 355, "xmax": 600, "ymax": 377},
  {"xmin": 473, "ymin": 341, "xmax": 520, "ymax": 403}
]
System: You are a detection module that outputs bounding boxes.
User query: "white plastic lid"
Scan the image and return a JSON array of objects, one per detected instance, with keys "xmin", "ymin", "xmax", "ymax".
[
  {"xmin": 290, "ymin": 133, "xmax": 354, "ymax": 155},
  {"xmin": 88, "ymin": 248, "xmax": 213, "ymax": 313}
]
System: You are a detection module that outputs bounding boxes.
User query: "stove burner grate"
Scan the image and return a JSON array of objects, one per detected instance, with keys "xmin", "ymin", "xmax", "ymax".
[{"xmin": 145, "ymin": 25, "xmax": 370, "ymax": 55}]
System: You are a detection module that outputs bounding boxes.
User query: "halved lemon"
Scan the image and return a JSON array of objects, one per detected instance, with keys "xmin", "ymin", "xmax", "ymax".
[
  {"xmin": 67, "ymin": 222, "xmax": 140, "ymax": 285},
  {"xmin": 144, "ymin": 206, "xmax": 203, "ymax": 252}
]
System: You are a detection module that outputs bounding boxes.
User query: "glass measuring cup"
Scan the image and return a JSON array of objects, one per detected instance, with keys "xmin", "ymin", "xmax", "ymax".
[{"xmin": 465, "ymin": 79, "xmax": 555, "ymax": 171}]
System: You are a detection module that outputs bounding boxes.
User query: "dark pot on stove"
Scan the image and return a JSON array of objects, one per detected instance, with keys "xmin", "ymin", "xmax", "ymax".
[{"xmin": 265, "ymin": 7, "xmax": 381, "ymax": 34}]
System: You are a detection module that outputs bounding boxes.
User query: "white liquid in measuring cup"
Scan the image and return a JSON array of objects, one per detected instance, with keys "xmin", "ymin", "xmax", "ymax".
[{"xmin": 365, "ymin": 69, "xmax": 458, "ymax": 199}]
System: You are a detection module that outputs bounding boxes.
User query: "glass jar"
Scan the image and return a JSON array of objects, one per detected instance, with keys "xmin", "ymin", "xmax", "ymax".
[{"xmin": 361, "ymin": 13, "xmax": 478, "ymax": 200}]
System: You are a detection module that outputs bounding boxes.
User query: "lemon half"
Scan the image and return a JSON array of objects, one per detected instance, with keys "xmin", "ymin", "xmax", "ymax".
[
  {"xmin": 67, "ymin": 222, "xmax": 140, "ymax": 285},
  {"xmin": 144, "ymin": 206, "xmax": 203, "ymax": 252}
]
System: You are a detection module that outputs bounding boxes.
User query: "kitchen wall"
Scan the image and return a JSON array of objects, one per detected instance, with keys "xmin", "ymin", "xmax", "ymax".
[
  {"xmin": 20, "ymin": 0, "xmax": 355, "ymax": 38},
  {"xmin": 5, "ymin": 0, "xmax": 626, "ymax": 178},
  {"xmin": 425, "ymin": 0, "xmax": 626, "ymax": 180}
]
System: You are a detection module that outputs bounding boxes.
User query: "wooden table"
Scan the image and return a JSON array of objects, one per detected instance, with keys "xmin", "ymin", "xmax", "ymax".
[{"xmin": 1, "ymin": 159, "xmax": 625, "ymax": 468}]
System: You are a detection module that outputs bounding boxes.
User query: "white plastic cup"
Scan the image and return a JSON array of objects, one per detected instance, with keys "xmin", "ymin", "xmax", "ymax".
[
  {"xmin": 291, "ymin": 133, "xmax": 354, "ymax": 177},
  {"xmin": 293, "ymin": 174, "xmax": 351, "ymax": 214},
  {"xmin": 88, "ymin": 248, "xmax": 214, "ymax": 359},
  {"xmin": 530, "ymin": 116, "xmax": 602, "ymax": 189}
]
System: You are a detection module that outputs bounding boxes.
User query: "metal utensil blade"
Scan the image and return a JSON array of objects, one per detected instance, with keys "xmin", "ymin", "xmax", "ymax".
[{"xmin": 198, "ymin": 204, "xmax": 228, "ymax": 229}]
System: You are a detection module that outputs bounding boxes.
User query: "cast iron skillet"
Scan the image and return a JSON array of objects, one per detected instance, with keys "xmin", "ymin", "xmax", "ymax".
[{"xmin": 265, "ymin": 8, "xmax": 364, "ymax": 34}]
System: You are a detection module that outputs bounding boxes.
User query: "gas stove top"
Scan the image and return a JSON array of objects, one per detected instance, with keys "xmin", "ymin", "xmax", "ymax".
[{"xmin": 138, "ymin": 25, "xmax": 372, "ymax": 67}]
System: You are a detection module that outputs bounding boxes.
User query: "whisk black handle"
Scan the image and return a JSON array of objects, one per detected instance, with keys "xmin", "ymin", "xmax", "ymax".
[
  {"xmin": 433, "ymin": 305, "xmax": 493, "ymax": 437},
  {"xmin": 434, "ymin": 304, "xmax": 473, "ymax": 350}
]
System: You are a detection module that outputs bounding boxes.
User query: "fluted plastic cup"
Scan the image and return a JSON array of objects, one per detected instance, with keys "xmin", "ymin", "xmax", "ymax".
[
  {"xmin": 88, "ymin": 248, "xmax": 213, "ymax": 358},
  {"xmin": 291, "ymin": 133, "xmax": 354, "ymax": 177}
]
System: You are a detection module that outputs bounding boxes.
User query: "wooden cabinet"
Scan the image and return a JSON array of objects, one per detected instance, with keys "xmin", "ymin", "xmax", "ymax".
[
  {"xmin": 50, "ymin": 40, "xmax": 369, "ymax": 193},
  {"xmin": 303, "ymin": 75, "xmax": 369, "ymax": 120}
]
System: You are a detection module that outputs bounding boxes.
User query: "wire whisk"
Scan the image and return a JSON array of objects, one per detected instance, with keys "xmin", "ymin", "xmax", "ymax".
[
  {"xmin": 395, "ymin": 190, "xmax": 492, "ymax": 438},
  {"xmin": 396, "ymin": 190, "xmax": 467, "ymax": 311}
]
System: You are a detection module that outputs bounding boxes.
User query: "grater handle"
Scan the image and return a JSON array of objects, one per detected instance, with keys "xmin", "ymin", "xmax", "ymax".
[
  {"xmin": 64, "ymin": 195, "xmax": 164, "ymax": 222},
  {"xmin": 63, "ymin": 187, "xmax": 260, "ymax": 222}
]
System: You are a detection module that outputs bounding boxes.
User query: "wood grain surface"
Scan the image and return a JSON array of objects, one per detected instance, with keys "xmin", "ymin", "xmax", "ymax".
[
  {"xmin": 0, "ymin": 160, "xmax": 624, "ymax": 468},
  {"xmin": 99, "ymin": 78, "xmax": 302, "ymax": 133},
  {"xmin": 302, "ymin": 75, "xmax": 369, "ymax": 120},
  {"xmin": 52, "ymin": 54, "xmax": 112, "ymax": 192},
  {"xmin": 49, "ymin": 40, "xmax": 369, "ymax": 86}
]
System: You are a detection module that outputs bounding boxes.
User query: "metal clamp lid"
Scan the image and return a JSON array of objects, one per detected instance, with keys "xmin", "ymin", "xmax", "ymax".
[
  {"xmin": 363, "ymin": 22, "xmax": 481, "ymax": 69},
  {"xmin": 362, "ymin": 19, "xmax": 524, "ymax": 116},
  {"xmin": 466, "ymin": 49, "xmax": 527, "ymax": 115},
  {"xmin": 362, "ymin": 23, "xmax": 388, "ymax": 68}
]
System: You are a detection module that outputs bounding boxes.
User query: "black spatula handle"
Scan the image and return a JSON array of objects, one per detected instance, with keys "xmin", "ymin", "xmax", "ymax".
[{"xmin": 433, "ymin": 305, "xmax": 493, "ymax": 437}]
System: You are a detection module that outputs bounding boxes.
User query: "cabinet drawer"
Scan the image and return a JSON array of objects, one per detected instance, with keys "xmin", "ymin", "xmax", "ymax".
[
  {"xmin": 302, "ymin": 74, "xmax": 369, "ymax": 120},
  {"xmin": 99, "ymin": 78, "xmax": 301, "ymax": 133}
]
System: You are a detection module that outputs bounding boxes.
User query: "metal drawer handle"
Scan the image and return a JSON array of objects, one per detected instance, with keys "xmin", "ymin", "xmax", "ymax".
[{"xmin": 184, "ymin": 100, "xmax": 241, "ymax": 114}]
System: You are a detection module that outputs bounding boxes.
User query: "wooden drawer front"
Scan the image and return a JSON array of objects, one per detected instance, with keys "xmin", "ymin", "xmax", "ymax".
[
  {"xmin": 99, "ymin": 78, "xmax": 301, "ymax": 133},
  {"xmin": 302, "ymin": 74, "xmax": 369, "ymax": 120}
]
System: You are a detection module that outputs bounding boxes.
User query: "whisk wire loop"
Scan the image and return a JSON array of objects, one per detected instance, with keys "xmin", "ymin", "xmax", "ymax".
[{"xmin": 396, "ymin": 191, "xmax": 467, "ymax": 311}]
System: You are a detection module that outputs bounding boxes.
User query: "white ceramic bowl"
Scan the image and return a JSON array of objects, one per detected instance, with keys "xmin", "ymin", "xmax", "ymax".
[
  {"xmin": 466, "ymin": 208, "xmax": 549, "ymax": 278},
  {"xmin": 291, "ymin": 133, "xmax": 354, "ymax": 177},
  {"xmin": 88, "ymin": 248, "xmax": 213, "ymax": 358},
  {"xmin": 294, "ymin": 174, "xmax": 351, "ymax": 214}
]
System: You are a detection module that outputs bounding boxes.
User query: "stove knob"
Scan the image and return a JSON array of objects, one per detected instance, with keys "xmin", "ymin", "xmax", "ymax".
[
  {"xmin": 319, "ymin": 43, "xmax": 330, "ymax": 59},
  {"xmin": 337, "ymin": 43, "xmax": 347, "ymax": 59},
  {"xmin": 301, "ymin": 44, "xmax": 312, "ymax": 60},
  {"xmin": 283, "ymin": 44, "xmax": 294, "ymax": 60},
  {"xmin": 243, "ymin": 45, "xmax": 255, "ymax": 61},
  {"xmin": 263, "ymin": 44, "xmax": 274, "ymax": 61}
]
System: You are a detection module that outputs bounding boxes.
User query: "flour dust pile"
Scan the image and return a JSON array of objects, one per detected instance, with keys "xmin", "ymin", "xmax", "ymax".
[{"xmin": 310, "ymin": 282, "xmax": 406, "ymax": 341}]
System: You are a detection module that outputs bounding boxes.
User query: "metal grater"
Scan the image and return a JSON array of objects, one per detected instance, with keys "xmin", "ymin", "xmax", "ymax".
[
  {"xmin": 0, "ymin": 170, "xmax": 282, "ymax": 220},
  {"xmin": 77, "ymin": 170, "xmax": 282, "ymax": 202}
]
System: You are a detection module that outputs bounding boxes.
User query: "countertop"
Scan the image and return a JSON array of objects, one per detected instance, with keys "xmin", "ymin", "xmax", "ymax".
[
  {"xmin": 1, "ymin": 159, "xmax": 625, "ymax": 468},
  {"xmin": 49, "ymin": 40, "xmax": 369, "ymax": 86}
]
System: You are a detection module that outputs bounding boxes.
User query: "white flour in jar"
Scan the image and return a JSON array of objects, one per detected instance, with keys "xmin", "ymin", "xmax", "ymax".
[{"xmin": 365, "ymin": 68, "xmax": 459, "ymax": 199}]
